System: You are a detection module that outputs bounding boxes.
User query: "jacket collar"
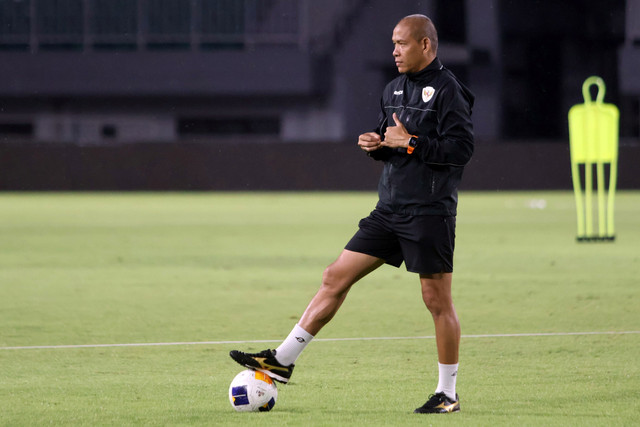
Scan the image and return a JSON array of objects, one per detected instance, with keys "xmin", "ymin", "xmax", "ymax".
[{"xmin": 406, "ymin": 57, "xmax": 443, "ymax": 82}]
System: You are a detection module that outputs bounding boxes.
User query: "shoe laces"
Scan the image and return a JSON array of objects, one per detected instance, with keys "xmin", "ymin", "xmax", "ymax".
[
  {"xmin": 426, "ymin": 392, "xmax": 449, "ymax": 404},
  {"xmin": 249, "ymin": 349, "xmax": 276, "ymax": 357}
]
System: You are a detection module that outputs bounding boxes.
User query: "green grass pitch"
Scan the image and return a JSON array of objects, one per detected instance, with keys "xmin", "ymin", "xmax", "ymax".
[{"xmin": 1, "ymin": 191, "xmax": 639, "ymax": 425}]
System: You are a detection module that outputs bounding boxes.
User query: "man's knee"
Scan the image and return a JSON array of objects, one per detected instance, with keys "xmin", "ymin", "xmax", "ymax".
[
  {"xmin": 321, "ymin": 263, "xmax": 336, "ymax": 286},
  {"xmin": 420, "ymin": 274, "xmax": 453, "ymax": 316},
  {"xmin": 321, "ymin": 251, "xmax": 382, "ymax": 294},
  {"xmin": 422, "ymin": 290, "xmax": 450, "ymax": 316},
  {"xmin": 321, "ymin": 262, "xmax": 349, "ymax": 294}
]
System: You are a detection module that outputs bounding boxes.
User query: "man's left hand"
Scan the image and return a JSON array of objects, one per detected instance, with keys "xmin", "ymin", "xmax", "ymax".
[{"xmin": 382, "ymin": 113, "xmax": 411, "ymax": 149}]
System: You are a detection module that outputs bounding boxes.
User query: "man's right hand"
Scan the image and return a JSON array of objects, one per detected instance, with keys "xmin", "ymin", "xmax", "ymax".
[{"xmin": 358, "ymin": 132, "xmax": 382, "ymax": 152}]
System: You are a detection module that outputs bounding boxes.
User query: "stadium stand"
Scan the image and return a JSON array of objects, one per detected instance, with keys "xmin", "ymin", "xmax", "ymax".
[{"xmin": 0, "ymin": 0, "xmax": 638, "ymax": 190}]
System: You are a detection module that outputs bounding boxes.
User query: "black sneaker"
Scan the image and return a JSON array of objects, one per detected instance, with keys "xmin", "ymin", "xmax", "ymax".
[
  {"xmin": 229, "ymin": 349, "xmax": 294, "ymax": 384},
  {"xmin": 414, "ymin": 392, "xmax": 460, "ymax": 413}
]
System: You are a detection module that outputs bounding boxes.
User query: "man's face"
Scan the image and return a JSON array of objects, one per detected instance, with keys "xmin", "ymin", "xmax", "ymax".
[{"xmin": 392, "ymin": 22, "xmax": 428, "ymax": 74}]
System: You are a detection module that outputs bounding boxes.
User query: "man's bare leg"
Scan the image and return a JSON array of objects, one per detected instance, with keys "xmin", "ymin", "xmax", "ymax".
[
  {"xmin": 229, "ymin": 249, "xmax": 383, "ymax": 382},
  {"xmin": 299, "ymin": 249, "xmax": 384, "ymax": 335},
  {"xmin": 420, "ymin": 272, "xmax": 460, "ymax": 402}
]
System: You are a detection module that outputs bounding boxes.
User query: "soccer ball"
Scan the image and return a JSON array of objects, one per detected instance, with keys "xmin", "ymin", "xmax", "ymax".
[{"xmin": 228, "ymin": 369, "xmax": 278, "ymax": 412}]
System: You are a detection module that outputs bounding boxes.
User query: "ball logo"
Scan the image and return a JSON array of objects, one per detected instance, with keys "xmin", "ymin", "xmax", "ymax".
[
  {"xmin": 231, "ymin": 386, "xmax": 250, "ymax": 406},
  {"xmin": 422, "ymin": 86, "xmax": 435, "ymax": 103}
]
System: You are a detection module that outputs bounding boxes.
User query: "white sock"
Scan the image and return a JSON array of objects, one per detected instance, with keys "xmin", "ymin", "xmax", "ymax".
[
  {"xmin": 274, "ymin": 324, "xmax": 314, "ymax": 366},
  {"xmin": 435, "ymin": 362, "xmax": 458, "ymax": 401}
]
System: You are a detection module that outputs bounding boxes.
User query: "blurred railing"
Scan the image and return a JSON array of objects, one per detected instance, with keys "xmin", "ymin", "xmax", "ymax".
[{"xmin": 0, "ymin": 0, "xmax": 308, "ymax": 52}]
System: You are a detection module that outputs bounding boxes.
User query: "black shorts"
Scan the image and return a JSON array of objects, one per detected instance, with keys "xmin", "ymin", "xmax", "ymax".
[{"xmin": 345, "ymin": 209, "xmax": 456, "ymax": 274}]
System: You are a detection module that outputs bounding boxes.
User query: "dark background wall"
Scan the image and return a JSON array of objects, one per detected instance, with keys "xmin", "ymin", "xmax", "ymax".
[
  {"xmin": 1, "ymin": 0, "xmax": 638, "ymax": 191},
  {"xmin": 2, "ymin": 141, "xmax": 639, "ymax": 191}
]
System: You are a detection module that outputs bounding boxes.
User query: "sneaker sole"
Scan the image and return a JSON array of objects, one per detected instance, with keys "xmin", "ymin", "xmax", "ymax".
[
  {"xmin": 414, "ymin": 401, "xmax": 460, "ymax": 413},
  {"xmin": 255, "ymin": 368, "xmax": 289, "ymax": 384}
]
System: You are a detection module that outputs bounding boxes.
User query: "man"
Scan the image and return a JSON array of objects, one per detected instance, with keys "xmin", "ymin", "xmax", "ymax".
[{"xmin": 230, "ymin": 14, "xmax": 474, "ymax": 414}]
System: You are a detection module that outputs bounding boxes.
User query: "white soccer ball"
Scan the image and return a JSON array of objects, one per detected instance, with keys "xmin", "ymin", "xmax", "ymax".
[{"xmin": 228, "ymin": 369, "xmax": 278, "ymax": 412}]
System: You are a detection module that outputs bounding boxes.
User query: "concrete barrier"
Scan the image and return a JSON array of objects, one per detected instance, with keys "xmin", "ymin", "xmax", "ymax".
[{"xmin": 1, "ymin": 141, "xmax": 638, "ymax": 191}]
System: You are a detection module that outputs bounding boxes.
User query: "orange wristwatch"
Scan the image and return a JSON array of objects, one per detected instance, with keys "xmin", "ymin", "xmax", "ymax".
[{"xmin": 407, "ymin": 135, "xmax": 418, "ymax": 154}]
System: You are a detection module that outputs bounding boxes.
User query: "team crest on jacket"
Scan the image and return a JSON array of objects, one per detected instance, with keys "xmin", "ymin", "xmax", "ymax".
[{"xmin": 422, "ymin": 86, "xmax": 435, "ymax": 102}]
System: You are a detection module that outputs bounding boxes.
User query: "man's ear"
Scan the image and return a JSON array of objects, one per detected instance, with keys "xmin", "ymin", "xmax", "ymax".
[{"xmin": 422, "ymin": 37, "xmax": 430, "ymax": 52}]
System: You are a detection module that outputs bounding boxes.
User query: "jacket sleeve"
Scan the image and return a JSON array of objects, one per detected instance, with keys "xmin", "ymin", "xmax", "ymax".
[
  {"xmin": 413, "ymin": 81, "xmax": 474, "ymax": 166},
  {"xmin": 367, "ymin": 96, "xmax": 393, "ymax": 161}
]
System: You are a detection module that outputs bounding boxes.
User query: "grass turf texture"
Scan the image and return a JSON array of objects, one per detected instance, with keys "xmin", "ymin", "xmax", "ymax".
[{"xmin": 0, "ymin": 191, "xmax": 638, "ymax": 426}]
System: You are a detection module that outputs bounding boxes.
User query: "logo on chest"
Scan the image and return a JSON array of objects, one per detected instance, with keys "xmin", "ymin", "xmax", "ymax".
[{"xmin": 422, "ymin": 86, "xmax": 435, "ymax": 103}]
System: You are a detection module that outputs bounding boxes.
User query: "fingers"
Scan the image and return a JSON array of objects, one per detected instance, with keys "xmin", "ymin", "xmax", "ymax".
[
  {"xmin": 383, "ymin": 114, "xmax": 410, "ymax": 148},
  {"xmin": 392, "ymin": 112, "xmax": 402, "ymax": 127},
  {"xmin": 359, "ymin": 114, "xmax": 406, "ymax": 152},
  {"xmin": 358, "ymin": 132, "xmax": 381, "ymax": 152},
  {"xmin": 359, "ymin": 132, "xmax": 381, "ymax": 142}
]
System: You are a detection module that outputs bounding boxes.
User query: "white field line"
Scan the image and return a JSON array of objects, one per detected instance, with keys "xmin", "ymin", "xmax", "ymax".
[{"xmin": 1, "ymin": 330, "xmax": 638, "ymax": 351}]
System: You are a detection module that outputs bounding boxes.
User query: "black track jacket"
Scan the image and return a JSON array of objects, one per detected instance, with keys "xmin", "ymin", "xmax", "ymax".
[{"xmin": 368, "ymin": 57, "xmax": 474, "ymax": 216}]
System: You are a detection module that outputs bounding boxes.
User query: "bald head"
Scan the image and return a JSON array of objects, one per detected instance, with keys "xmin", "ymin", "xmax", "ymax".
[
  {"xmin": 398, "ymin": 14, "xmax": 438, "ymax": 54},
  {"xmin": 392, "ymin": 14, "xmax": 438, "ymax": 73}
]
